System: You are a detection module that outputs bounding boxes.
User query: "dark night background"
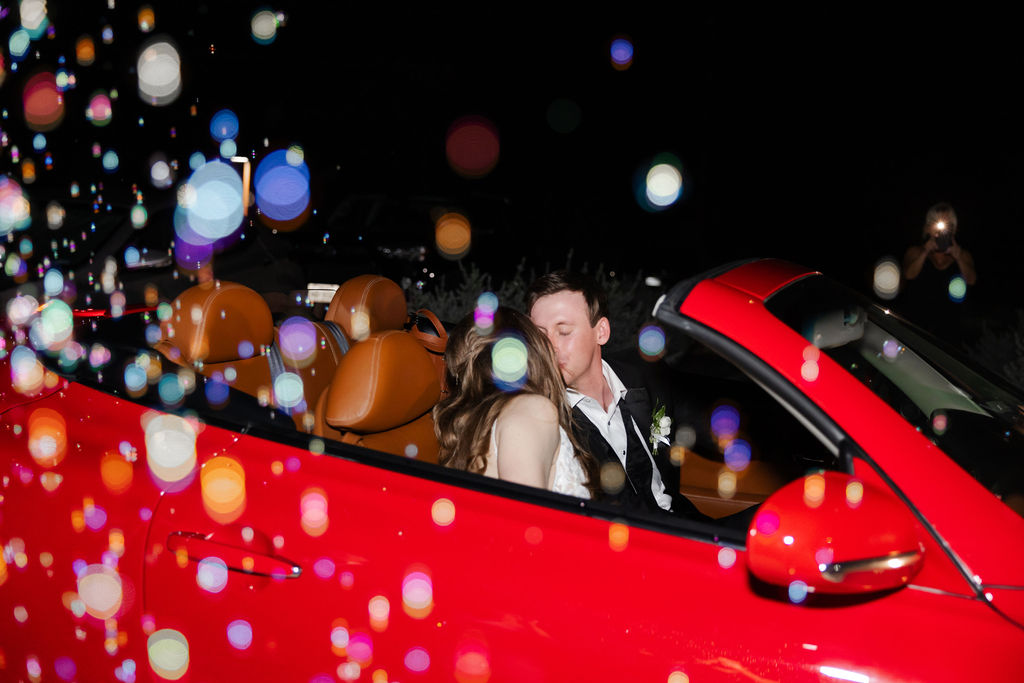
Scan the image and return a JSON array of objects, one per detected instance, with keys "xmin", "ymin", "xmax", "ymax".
[{"xmin": 3, "ymin": 5, "xmax": 1023, "ymax": 332}]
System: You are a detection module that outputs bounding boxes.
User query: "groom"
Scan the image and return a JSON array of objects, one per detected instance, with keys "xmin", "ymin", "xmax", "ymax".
[{"xmin": 528, "ymin": 270, "xmax": 699, "ymax": 517}]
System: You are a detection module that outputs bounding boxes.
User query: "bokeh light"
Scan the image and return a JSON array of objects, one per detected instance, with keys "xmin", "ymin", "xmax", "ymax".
[
  {"xmin": 948, "ymin": 275, "xmax": 967, "ymax": 302},
  {"xmin": 150, "ymin": 155, "xmax": 174, "ymax": 189},
  {"xmin": 0, "ymin": 176, "xmax": 31, "ymax": 235},
  {"xmin": 144, "ymin": 413, "xmax": 198, "ymax": 488},
  {"xmin": 788, "ymin": 579, "xmax": 809, "ymax": 604},
  {"xmin": 102, "ymin": 149, "xmax": 120, "ymax": 172},
  {"xmin": 11, "ymin": 344, "xmax": 46, "ymax": 395},
  {"xmin": 301, "ymin": 487, "xmax": 329, "ymax": 536},
  {"xmin": 76, "ymin": 35, "xmax": 96, "ymax": 65},
  {"xmin": 474, "ymin": 291, "xmax": 498, "ymax": 334},
  {"xmin": 273, "ymin": 372, "xmax": 305, "ymax": 410},
  {"xmin": 645, "ymin": 162, "xmax": 683, "ymax": 207},
  {"xmin": 138, "ymin": 5, "xmax": 156, "ymax": 33},
  {"xmin": 43, "ymin": 268, "xmax": 63, "ymax": 297},
  {"xmin": 402, "ymin": 570, "xmax": 434, "ymax": 618},
  {"xmin": 77, "ymin": 564, "xmax": 123, "ymax": 619},
  {"xmin": 638, "ymin": 324, "xmax": 666, "ymax": 359},
  {"xmin": 227, "ymin": 619, "xmax": 253, "ymax": 650},
  {"xmin": 201, "ymin": 456, "xmax": 247, "ymax": 524},
  {"xmin": 209, "ymin": 109, "xmax": 239, "ymax": 142},
  {"xmin": 609, "ymin": 522, "xmax": 629, "ymax": 551},
  {"xmin": 101, "ymin": 450, "xmax": 134, "ymax": 494},
  {"xmin": 347, "ymin": 632, "xmax": 373, "ymax": 666},
  {"xmin": 28, "ymin": 407, "xmax": 67, "ymax": 467},
  {"xmin": 803, "ymin": 473, "xmax": 826, "ymax": 508},
  {"xmin": 431, "ymin": 497, "xmax": 455, "ymax": 527},
  {"xmin": 313, "ymin": 557, "xmax": 336, "ymax": 579},
  {"xmin": 872, "ymin": 257, "xmax": 901, "ymax": 300},
  {"xmin": 405, "ymin": 647, "xmax": 430, "ymax": 673},
  {"xmin": 881, "ymin": 338, "xmax": 902, "ymax": 361},
  {"xmin": 610, "ymin": 36, "xmax": 634, "ymax": 70},
  {"xmin": 717, "ymin": 547, "xmax": 738, "ymax": 569},
  {"xmin": 710, "ymin": 404, "xmax": 740, "ymax": 441},
  {"xmin": 147, "ymin": 629, "xmax": 189, "ymax": 680},
  {"xmin": 137, "ymin": 38, "xmax": 182, "ymax": 105},
  {"xmin": 445, "ymin": 116, "xmax": 499, "ymax": 179},
  {"xmin": 368, "ymin": 595, "xmax": 390, "ymax": 631},
  {"xmin": 254, "ymin": 148, "xmax": 311, "ymax": 228},
  {"xmin": 600, "ymin": 460, "xmax": 626, "ymax": 494},
  {"xmin": 21, "ymin": 0, "xmax": 50, "ymax": 39},
  {"xmin": 176, "ymin": 159, "xmax": 244, "ymax": 246},
  {"xmin": 435, "ymin": 212, "xmax": 471, "ymax": 260},
  {"xmin": 279, "ymin": 316, "xmax": 317, "ymax": 364},
  {"xmin": 250, "ymin": 10, "xmax": 280, "ymax": 44},
  {"xmin": 454, "ymin": 643, "xmax": 490, "ymax": 683},
  {"xmin": 32, "ymin": 299, "xmax": 74, "ymax": 352},
  {"xmin": 723, "ymin": 438, "xmax": 751, "ymax": 472},
  {"xmin": 86, "ymin": 92, "xmax": 113, "ymax": 126},
  {"xmin": 23, "ymin": 71, "xmax": 64, "ymax": 131},
  {"xmin": 9, "ymin": 28, "xmax": 31, "ymax": 61},
  {"xmin": 491, "ymin": 334, "xmax": 528, "ymax": 390},
  {"xmin": 845, "ymin": 480, "xmax": 864, "ymax": 508}
]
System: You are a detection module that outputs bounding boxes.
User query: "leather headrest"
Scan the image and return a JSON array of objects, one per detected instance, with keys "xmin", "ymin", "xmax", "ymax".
[
  {"xmin": 324, "ymin": 275, "xmax": 407, "ymax": 342},
  {"xmin": 324, "ymin": 330, "xmax": 440, "ymax": 432},
  {"xmin": 160, "ymin": 281, "xmax": 274, "ymax": 364}
]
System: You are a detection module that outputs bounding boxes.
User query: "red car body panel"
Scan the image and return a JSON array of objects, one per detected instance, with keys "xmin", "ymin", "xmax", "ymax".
[
  {"xmin": 684, "ymin": 261, "xmax": 1024, "ymax": 591},
  {"xmin": 3, "ymin": 258, "xmax": 1024, "ymax": 681}
]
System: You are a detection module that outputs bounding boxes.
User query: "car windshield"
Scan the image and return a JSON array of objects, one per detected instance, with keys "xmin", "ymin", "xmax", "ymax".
[{"xmin": 766, "ymin": 274, "xmax": 1024, "ymax": 518}]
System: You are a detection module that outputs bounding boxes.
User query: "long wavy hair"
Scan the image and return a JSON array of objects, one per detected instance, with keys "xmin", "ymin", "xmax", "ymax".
[{"xmin": 434, "ymin": 306, "xmax": 599, "ymax": 497}]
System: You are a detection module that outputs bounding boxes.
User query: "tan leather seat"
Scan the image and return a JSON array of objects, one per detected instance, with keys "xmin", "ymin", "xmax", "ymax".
[
  {"xmin": 678, "ymin": 448, "xmax": 787, "ymax": 519},
  {"xmin": 325, "ymin": 274, "xmax": 408, "ymax": 341},
  {"xmin": 155, "ymin": 280, "xmax": 276, "ymax": 398},
  {"xmin": 155, "ymin": 280, "xmax": 348, "ymax": 430},
  {"xmin": 313, "ymin": 330, "xmax": 441, "ymax": 462}
]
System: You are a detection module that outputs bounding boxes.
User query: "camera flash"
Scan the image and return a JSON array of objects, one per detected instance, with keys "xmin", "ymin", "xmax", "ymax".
[{"xmin": 936, "ymin": 221, "xmax": 946, "ymax": 231}]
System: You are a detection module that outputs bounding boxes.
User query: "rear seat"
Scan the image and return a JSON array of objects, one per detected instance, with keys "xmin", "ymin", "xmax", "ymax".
[
  {"xmin": 154, "ymin": 280, "xmax": 348, "ymax": 430},
  {"xmin": 156, "ymin": 275, "xmax": 448, "ymax": 459},
  {"xmin": 313, "ymin": 275, "xmax": 447, "ymax": 461},
  {"xmin": 312, "ymin": 330, "xmax": 442, "ymax": 462}
]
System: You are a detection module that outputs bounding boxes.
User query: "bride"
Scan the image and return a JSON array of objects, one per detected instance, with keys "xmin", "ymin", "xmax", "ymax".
[{"xmin": 434, "ymin": 306, "xmax": 599, "ymax": 499}]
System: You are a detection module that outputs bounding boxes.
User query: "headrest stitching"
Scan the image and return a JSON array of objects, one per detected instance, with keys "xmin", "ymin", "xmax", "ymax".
[{"xmin": 357, "ymin": 331, "xmax": 388, "ymax": 420}]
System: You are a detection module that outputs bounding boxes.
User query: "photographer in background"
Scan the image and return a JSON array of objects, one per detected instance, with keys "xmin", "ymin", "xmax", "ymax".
[
  {"xmin": 900, "ymin": 202, "xmax": 979, "ymax": 348},
  {"xmin": 903, "ymin": 202, "xmax": 977, "ymax": 285}
]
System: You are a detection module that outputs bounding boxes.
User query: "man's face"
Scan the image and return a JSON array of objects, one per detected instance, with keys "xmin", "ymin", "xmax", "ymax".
[{"xmin": 529, "ymin": 290, "xmax": 608, "ymax": 389}]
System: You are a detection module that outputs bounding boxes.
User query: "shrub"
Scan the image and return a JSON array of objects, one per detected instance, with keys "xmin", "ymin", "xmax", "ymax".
[{"xmin": 405, "ymin": 252, "xmax": 657, "ymax": 353}]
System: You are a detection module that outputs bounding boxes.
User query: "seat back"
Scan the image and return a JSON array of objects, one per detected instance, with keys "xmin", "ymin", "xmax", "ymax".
[
  {"xmin": 155, "ymin": 280, "xmax": 277, "ymax": 399},
  {"xmin": 325, "ymin": 274, "xmax": 408, "ymax": 341},
  {"xmin": 313, "ymin": 330, "xmax": 441, "ymax": 462},
  {"xmin": 155, "ymin": 281, "xmax": 349, "ymax": 430}
]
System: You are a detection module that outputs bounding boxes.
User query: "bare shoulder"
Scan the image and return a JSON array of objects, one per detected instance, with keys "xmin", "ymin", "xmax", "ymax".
[{"xmin": 500, "ymin": 393, "xmax": 558, "ymax": 424}]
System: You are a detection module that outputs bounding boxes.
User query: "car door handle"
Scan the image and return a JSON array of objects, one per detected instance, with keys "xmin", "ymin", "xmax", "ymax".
[{"xmin": 166, "ymin": 531, "xmax": 302, "ymax": 579}]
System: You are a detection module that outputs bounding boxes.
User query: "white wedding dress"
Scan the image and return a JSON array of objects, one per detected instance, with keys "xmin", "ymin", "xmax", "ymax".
[{"xmin": 550, "ymin": 426, "xmax": 591, "ymax": 499}]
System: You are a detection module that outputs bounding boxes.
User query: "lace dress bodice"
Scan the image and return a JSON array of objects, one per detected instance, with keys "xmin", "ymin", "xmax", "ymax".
[{"xmin": 550, "ymin": 426, "xmax": 591, "ymax": 499}]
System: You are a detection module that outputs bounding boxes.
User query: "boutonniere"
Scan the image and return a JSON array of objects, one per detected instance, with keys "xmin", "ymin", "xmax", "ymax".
[{"xmin": 649, "ymin": 403, "xmax": 671, "ymax": 453}]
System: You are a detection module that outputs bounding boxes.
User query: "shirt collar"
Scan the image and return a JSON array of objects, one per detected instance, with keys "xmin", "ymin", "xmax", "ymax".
[{"xmin": 566, "ymin": 360, "xmax": 627, "ymax": 411}]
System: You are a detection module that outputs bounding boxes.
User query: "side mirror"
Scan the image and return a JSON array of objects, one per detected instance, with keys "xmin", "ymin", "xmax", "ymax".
[{"xmin": 747, "ymin": 471, "xmax": 924, "ymax": 595}]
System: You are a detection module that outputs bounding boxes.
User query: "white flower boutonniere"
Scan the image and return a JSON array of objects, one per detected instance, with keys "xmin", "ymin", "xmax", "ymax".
[{"xmin": 649, "ymin": 403, "xmax": 671, "ymax": 453}]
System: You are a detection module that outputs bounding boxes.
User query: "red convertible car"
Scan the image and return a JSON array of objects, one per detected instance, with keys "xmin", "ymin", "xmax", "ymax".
[{"xmin": 2, "ymin": 259, "xmax": 1023, "ymax": 681}]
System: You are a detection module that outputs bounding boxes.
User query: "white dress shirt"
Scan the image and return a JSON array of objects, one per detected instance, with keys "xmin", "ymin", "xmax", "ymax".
[{"xmin": 567, "ymin": 360, "xmax": 673, "ymax": 510}]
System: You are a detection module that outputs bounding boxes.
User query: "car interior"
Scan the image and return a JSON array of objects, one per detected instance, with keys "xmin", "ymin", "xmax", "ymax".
[{"xmin": 50, "ymin": 272, "xmax": 835, "ymax": 529}]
